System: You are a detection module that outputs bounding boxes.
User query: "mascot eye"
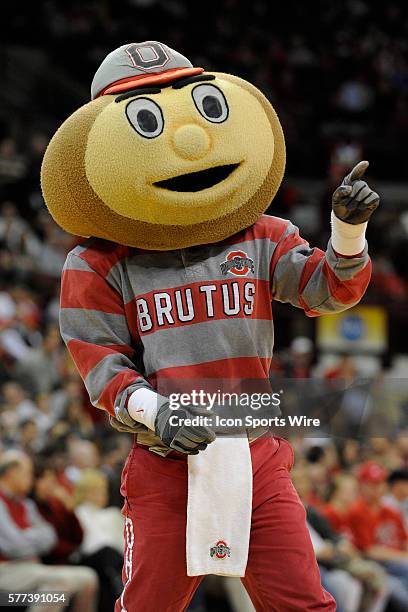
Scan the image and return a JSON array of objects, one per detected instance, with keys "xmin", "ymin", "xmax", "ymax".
[
  {"xmin": 192, "ymin": 84, "xmax": 229, "ymax": 123},
  {"xmin": 125, "ymin": 98, "xmax": 164, "ymax": 138}
]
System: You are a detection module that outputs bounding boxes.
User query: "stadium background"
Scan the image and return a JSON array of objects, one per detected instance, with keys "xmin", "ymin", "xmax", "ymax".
[{"xmin": 0, "ymin": 1, "xmax": 407, "ymax": 611}]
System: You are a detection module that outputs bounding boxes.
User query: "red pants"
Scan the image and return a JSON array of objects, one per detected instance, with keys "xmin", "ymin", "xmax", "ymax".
[{"xmin": 116, "ymin": 435, "xmax": 335, "ymax": 612}]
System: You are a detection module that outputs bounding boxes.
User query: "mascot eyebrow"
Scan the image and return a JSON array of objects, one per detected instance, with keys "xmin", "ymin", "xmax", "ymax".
[
  {"xmin": 115, "ymin": 87, "xmax": 162, "ymax": 102},
  {"xmin": 115, "ymin": 74, "xmax": 216, "ymax": 103},
  {"xmin": 171, "ymin": 74, "xmax": 215, "ymax": 89}
]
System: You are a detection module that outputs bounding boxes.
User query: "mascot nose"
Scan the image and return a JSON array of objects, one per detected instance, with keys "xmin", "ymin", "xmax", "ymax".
[{"xmin": 172, "ymin": 124, "xmax": 210, "ymax": 160}]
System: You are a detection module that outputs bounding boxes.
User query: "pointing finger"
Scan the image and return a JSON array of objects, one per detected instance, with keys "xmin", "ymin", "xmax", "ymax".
[{"xmin": 344, "ymin": 160, "xmax": 369, "ymax": 185}]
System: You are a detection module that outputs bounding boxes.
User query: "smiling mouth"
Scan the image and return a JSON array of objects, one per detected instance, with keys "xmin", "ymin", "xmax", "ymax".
[{"xmin": 154, "ymin": 163, "xmax": 240, "ymax": 192}]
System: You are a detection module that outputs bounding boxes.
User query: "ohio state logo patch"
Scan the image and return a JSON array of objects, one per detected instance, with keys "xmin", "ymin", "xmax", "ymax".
[
  {"xmin": 125, "ymin": 42, "xmax": 171, "ymax": 72},
  {"xmin": 220, "ymin": 251, "xmax": 255, "ymax": 276},
  {"xmin": 210, "ymin": 540, "xmax": 231, "ymax": 559}
]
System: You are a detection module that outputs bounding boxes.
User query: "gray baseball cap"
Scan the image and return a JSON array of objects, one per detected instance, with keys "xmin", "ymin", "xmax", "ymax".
[{"xmin": 91, "ymin": 41, "xmax": 204, "ymax": 99}]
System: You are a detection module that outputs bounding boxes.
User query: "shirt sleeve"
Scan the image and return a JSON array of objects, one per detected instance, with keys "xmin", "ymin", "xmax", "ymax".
[
  {"xmin": 346, "ymin": 508, "xmax": 371, "ymax": 551},
  {"xmin": 270, "ymin": 220, "xmax": 371, "ymax": 316},
  {"xmin": 306, "ymin": 506, "xmax": 341, "ymax": 543},
  {"xmin": 24, "ymin": 501, "xmax": 58, "ymax": 555},
  {"xmin": 0, "ymin": 499, "xmax": 56, "ymax": 559},
  {"xmin": 60, "ymin": 251, "xmax": 152, "ymax": 418}
]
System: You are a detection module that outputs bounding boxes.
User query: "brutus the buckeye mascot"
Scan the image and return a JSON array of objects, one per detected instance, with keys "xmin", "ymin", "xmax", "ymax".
[{"xmin": 41, "ymin": 41, "xmax": 379, "ymax": 611}]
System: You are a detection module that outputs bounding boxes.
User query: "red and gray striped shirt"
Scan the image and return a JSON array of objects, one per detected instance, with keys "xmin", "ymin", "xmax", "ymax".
[{"xmin": 60, "ymin": 214, "xmax": 371, "ymax": 427}]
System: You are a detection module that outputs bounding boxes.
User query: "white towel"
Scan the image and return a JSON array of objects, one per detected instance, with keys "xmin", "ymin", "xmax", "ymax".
[{"xmin": 186, "ymin": 436, "xmax": 252, "ymax": 577}]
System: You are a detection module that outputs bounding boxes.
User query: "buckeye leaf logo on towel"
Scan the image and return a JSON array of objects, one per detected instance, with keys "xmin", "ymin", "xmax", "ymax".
[{"xmin": 210, "ymin": 540, "xmax": 231, "ymax": 559}]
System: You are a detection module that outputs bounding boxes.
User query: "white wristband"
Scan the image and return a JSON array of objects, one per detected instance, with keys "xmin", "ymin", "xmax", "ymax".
[
  {"xmin": 331, "ymin": 211, "xmax": 367, "ymax": 256},
  {"xmin": 128, "ymin": 388, "xmax": 168, "ymax": 431}
]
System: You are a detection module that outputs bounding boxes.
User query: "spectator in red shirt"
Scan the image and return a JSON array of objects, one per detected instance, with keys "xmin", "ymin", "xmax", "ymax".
[
  {"xmin": 348, "ymin": 462, "xmax": 407, "ymax": 552},
  {"xmin": 33, "ymin": 461, "xmax": 83, "ymax": 565},
  {"xmin": 324, "ymin": 473, "xmax": 358, "ymax": 540},
  {"xmin": 0, "ymin": 450, "xmax": 98, "ymax": 612},
  {"xmin": 348, "ymin": 461, "xmax": 408, "ymax": 609}
]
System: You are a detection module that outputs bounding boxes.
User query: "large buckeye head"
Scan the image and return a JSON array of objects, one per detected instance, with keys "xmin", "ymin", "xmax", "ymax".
[{"xmin": 41, "ymin": 41, "xmax": 285, "ymax": 250}]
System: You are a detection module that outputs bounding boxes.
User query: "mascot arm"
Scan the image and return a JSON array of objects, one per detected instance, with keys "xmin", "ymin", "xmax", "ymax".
[
  {"xmin": 60, "ymin": 250, "xmax": 153, "ymax": 424},
  {"xmin": 270, "ymin": 220, "xmax": 371, "ymax": 318}
]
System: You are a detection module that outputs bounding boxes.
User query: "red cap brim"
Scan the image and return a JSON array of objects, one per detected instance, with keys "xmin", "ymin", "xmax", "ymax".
[{"xmin": 97, "ymin": 67, "xmax": 204, "ymax": 97}]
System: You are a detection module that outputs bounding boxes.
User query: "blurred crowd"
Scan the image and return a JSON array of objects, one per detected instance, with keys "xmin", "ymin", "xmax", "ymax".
[
  {"xmin": 0, "ymin": 0, "xmax": 408, "ymax": 611},
  {"xmin": 290, "ymin": 445, "xmax": 408, "ymax": 612},
  {"xmin": 2, "ymin": 1, "xmax": 408, "ymax": 180}
]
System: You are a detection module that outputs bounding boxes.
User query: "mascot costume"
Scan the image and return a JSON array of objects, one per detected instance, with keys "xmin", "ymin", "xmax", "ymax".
[{"xmin": 41, "ymin": 41, "xmax": 379, "ymax": 611}]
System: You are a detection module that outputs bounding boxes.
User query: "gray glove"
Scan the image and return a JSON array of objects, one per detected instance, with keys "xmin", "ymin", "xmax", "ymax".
[
  {"xmin": 109, "ymin": 414, "xmax": 141, "ymax": 433},
  {"xmin": 109, "ymin": 399, "xmax": 216, "ymax": 455},
  {"xmin": 109, "ymin": 398, "xmax": 146, "ymax": 433},
  {"xmin": 155, "ymin": 402, "xmax": 216, "ymax": 455},
  {"xmin": 332, "ymin": 161, "xmax": 380, "ymax": 225}
]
